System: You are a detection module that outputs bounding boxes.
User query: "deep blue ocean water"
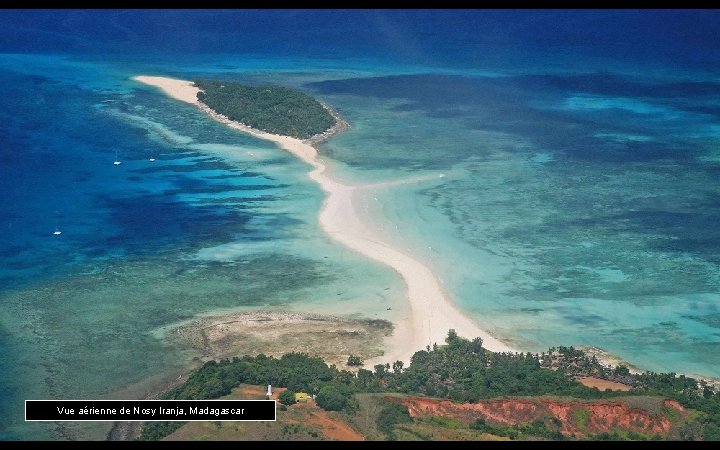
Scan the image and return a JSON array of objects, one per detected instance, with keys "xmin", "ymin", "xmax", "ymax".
[{"xmin": 1, "ymin": 10, "xmax": 719, "ymax": 440}]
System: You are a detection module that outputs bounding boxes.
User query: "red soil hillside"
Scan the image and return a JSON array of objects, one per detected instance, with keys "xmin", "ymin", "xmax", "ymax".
[{"xmin": 393, "ymin": 396, "xmax": 686, "ymax": 438}]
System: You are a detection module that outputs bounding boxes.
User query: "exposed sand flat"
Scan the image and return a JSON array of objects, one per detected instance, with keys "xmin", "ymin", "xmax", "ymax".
[
  {"xmin": 166, "ymin": 310, "xmax": 392, "ymax": 369},
  {"xmin": 132, "ymin": 75, "xmax": 518, "ymax": 365},
  {"xmin": 133, "ymin": 76, "xmax": 200, "ymax": 104}
]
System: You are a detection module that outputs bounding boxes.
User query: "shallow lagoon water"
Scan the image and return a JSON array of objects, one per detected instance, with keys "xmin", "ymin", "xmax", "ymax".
[{"xmin": 1, "ymin": 10, "xmax": 720, "ymax": 439}]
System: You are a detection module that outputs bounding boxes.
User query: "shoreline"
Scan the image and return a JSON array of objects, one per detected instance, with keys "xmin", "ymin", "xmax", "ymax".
[
  {"xmin": 130, "ymin": 75, "xmax": 720, "ymax": 389},
  {"xmin": 132, "ymin": 75, "xmax": 518, "ymax": 366}
]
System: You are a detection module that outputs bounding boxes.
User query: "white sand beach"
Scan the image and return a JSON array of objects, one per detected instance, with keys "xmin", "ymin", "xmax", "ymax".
[{"xmin": 132, "ymin": 75, "xmax": 518, "ymax": 365}]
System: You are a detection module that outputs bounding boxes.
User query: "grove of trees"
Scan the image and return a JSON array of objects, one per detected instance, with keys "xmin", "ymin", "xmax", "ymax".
[{"xmin": 194, "ymin": 79, "xmax": 336, "ymax": 139}]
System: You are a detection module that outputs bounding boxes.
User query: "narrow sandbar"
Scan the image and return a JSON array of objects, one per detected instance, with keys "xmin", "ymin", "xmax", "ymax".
[{"xmin": 132, "ymin": 75, "xmax": 519, "ymax": 365}]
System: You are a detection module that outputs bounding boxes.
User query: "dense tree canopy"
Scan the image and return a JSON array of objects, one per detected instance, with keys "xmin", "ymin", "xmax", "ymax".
[
  {"xmin": 315, "ymin": 385, "xmax": 349, "ymax": 411},
  {"xmin": 194, "ymin": 79, "xmax": 336, "ymax": 139},
  {"xmin": 278, "ymin": 389, "xmax": 296, "ymax": 406}
]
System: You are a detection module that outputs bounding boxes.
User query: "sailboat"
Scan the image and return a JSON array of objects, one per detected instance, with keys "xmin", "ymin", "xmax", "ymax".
[
  {"xmin": 53, "ymin": 220, "xmax": 61, "ymax": 236},
  {"xmin": 148, "ymin": 149, "xmax": 156, "ymax": 162},
  {"xmin": 113, "ymin": 149, "xmax": 121, "ymax": 166}
]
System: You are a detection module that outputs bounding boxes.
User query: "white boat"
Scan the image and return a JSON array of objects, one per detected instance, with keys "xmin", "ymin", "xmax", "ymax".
[
  {"xmin": 149, "ymin": 157, "xmax": 156, "ymax": 162},
  {"xmin": 52, "ymin": 218, "xmax": 62, "ymax": 235},
  {"xmin": 114, "ymin": 150, "xmax": 121, "ymax": 166}
]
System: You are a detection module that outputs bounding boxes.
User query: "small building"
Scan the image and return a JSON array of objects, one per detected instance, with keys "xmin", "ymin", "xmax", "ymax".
[{"xmin": 294, "ymin": 392, "xmax": 310, "ymax": 403}]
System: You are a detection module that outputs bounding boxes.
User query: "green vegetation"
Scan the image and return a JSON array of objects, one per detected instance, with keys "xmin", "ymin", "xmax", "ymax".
[
  {"xmin": 140, "ymin": 330, "xmax": 720, "ymax": 441},
  {"xmin": 281, "ymin": 423, "xmax": 318, "ymax": 438},
  {"xmin": 139, "ymin": 421, "xmax": 184, "ymax": 441},
  {"xmin": 376, "ymin": 403, "xmax": 412, "ymax": 440},
  {"xmin": 429, "ymin": 415, "xmax": 463, "ymax": 429},
  {"xmin": 278, "ymin": 389, "xmax": 296, "ymax": 406},
  {"xmin": 194, "ymin": 79, "xmax": 336, "ymax": 139},
  {"xmin": 570, "ymin": 408, "xmax": 591, "ymax": 432},
  {"xmin": 347, "ymin": 355, "xmax": 363, "ymax": 366},
  {"xmin": 589, "ymin": 431, "xmax": 663, "ymax": 441},
  {"xmin": 470, "ymin": 418, "xmax": 565, "ymax": 440},
  {"xmin": 316, "ymin": 385, "xmax": 350, "ymax": 411}
]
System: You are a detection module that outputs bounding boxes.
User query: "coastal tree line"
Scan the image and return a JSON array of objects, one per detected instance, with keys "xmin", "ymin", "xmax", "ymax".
[
  {"xmin": 194, "ymin": 79, "xmax": 336, "ymax": 139},
  {"xmin": 138, "ymin": 331, "xmax": 720, "ymax": 441}
]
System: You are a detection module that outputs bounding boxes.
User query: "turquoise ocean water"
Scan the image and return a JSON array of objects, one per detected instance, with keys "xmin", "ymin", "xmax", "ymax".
[{"xmin": 1, "ymin": 10, "xmax": 719, "ymax": 439}]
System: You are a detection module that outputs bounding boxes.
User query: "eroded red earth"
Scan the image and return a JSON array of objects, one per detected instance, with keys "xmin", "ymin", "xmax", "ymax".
[{"xmin": 394, "ymin": 396, "xmax": 685, "ymax": 438}]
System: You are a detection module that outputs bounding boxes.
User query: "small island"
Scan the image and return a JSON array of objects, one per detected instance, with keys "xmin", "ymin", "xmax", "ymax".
[{"xmin": 194, "ymin": 80, "xmax": 338, "ymax": 140}]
